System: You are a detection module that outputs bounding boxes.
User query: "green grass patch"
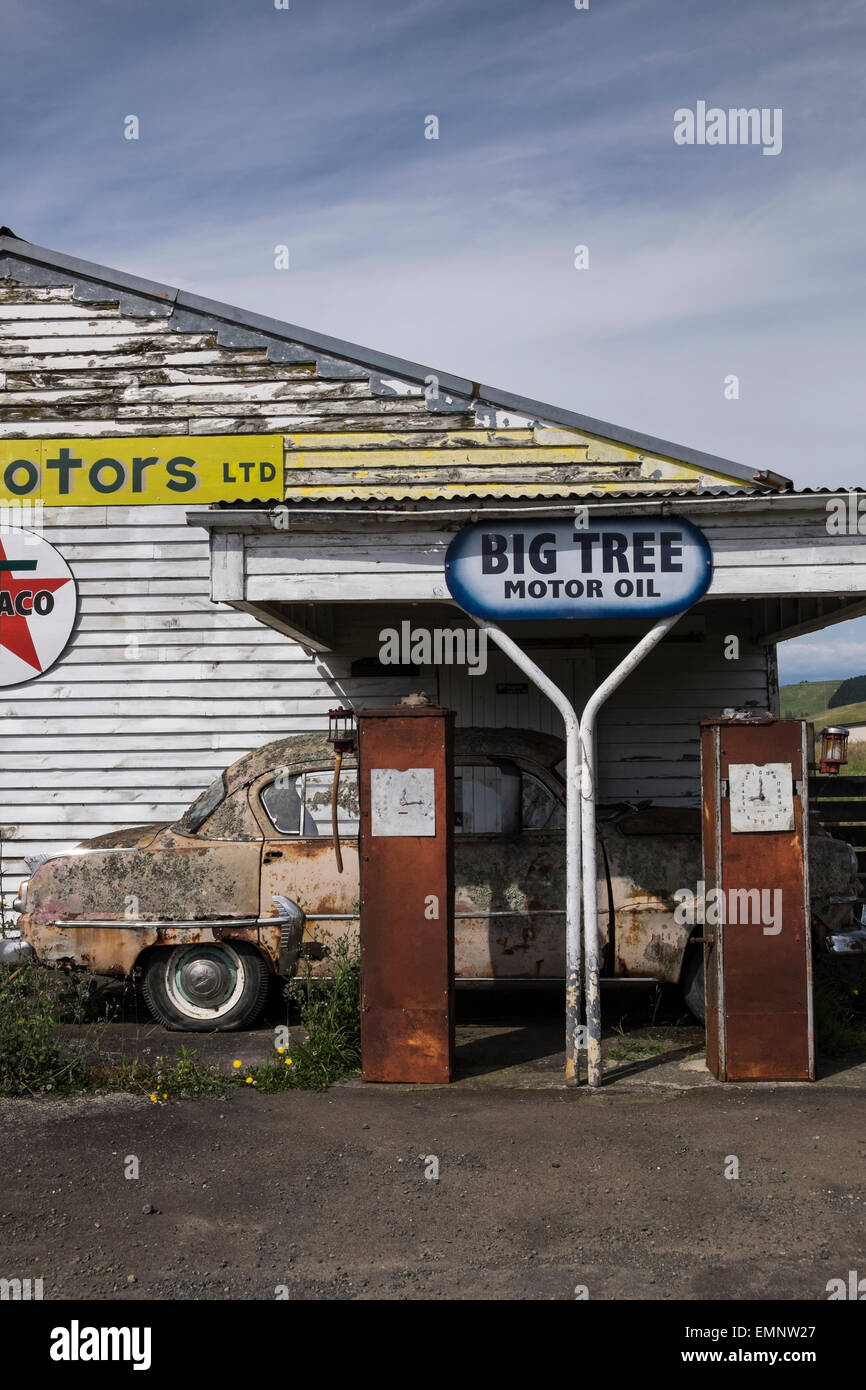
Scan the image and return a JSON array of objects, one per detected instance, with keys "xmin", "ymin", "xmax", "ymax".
[
  {"xmin": 250, "ymin": 935, "xmax": 361, "ymax": 1092},
  {"xmin": 808, "ymin": 698, "xmax": 866, "ymax": 735},
  {"xmin": 0, "ymin": 962, "xmax": 95, "ymax": 1096},
  {"xmin": 607, "ymin": 1024, "xmax": 671, "ymax": 1062},
  {"xmin": 841, "ymin": 742, "xmax": 866, "ymax": 776},
  {"xmin": 0, "ymin": 934, "xmax": 362, "ymax": 1099},
  {"xmin": 88, "ymin": 1045, "xmax": 228, "ymax": 1099}
]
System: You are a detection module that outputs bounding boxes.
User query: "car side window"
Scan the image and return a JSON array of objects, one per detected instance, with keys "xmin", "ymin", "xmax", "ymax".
[
  {"xmin": 455, "ymin": 765, "xmax": 564, "ymax": 834},
  {"xmin": 261, "ymin": 775, "xmax": 304, "ymax": 835},
  {"xmin": 455, "ymin": 764, "xmax": 520, "ymax": 835},
  {"xmin": 521, "ymin": 773, "xmax": 566, "ymax": 831},
  {"xmin": 261, "ymin": 770, "xmax": 360, "ymax": 837}
]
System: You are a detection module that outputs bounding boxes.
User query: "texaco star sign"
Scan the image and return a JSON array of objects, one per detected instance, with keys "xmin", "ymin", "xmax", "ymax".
[{"xmin": 0, "ymin": 528, "xmax": 77, "ymax": 687}]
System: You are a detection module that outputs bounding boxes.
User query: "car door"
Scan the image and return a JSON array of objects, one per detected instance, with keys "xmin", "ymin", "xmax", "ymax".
[
  {"xmin": 453, "ymin": 759, "xmax": 567, "ymax": 979},
  {"xmin": 250, "ymin": 765, "xmax": 361, "ymax": 972}
]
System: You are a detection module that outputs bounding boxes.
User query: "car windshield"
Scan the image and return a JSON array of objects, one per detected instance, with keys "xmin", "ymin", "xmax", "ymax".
[{"xmin": 175, "ymin": 774, "xmax": 227, "ymax": 833}]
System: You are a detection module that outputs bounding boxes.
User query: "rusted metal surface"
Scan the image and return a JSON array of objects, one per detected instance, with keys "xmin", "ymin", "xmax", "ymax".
[
  {"xmin": 27, "ymin": 924, "xmax": 159, "ymax": 975},
  {"xmin": 259, "ymin": 834, "xmax": 360, "ymax": 978},
  {"xmin": 22, "ymin": 834, "xmax": 260, "ymax": 928},
  {"xmin": 454, "ymin": 836, "xmax": 566, "ymax": 978},
  {"xmin": 602, "ymin": 825, "xmax": 700, "ymax": 980},
  {"xmin": 358, "ymin": 707, "xmax": 454, "ymax": 1083},
  {"xmin": 23, "ymin": 920, "xmax": 283, "ymax": 976},
  {"xmin": 702, "ymin": 718, "xmax": 814, "ymax": 1083}
]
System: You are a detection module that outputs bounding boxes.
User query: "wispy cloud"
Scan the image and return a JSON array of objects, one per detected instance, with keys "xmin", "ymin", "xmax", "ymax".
[{"xmin": 779, "ymin": 620, "xmax": 866, "ymax": 683}]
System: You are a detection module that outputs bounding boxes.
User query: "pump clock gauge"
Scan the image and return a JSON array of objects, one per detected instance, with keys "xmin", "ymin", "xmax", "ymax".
[{"xmin": 728, "ymin": 762, "xmax": 795, "ymax": 833}]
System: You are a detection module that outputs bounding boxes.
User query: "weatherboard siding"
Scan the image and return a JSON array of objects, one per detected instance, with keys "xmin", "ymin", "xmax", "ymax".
[
  {"xmin": 0, "ymin": 507, "xmax": 297, "ymax": 893},
  {"xmin": 242, "ymin": 515, "xmax": 866, "ymax": 603}
]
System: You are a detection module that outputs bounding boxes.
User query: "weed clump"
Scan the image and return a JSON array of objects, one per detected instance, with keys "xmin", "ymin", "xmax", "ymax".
[{"xmin": 0, "ymin": 963, "xmax": 92, "ymax": 1096}]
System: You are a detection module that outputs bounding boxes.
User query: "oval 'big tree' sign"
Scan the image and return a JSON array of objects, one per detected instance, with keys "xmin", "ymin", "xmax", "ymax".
[{"xmin": 445, "ymin": 516, "xmax": 712, "ymax": 620}]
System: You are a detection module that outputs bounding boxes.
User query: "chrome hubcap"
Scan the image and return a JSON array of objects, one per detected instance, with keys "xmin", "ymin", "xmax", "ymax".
[{"xmin": 174, "ymin": 948, "xmax": 236, "ymax": 1009}]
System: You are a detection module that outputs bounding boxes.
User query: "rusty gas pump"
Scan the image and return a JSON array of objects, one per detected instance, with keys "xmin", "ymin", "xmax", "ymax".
[
  {"xmin": 701, "ymin": 715, "xmax": 814, "ymax": 1081},
  {"xmin": 356, "ymin": 705, "xmax": 455, "ymax": 1083}
]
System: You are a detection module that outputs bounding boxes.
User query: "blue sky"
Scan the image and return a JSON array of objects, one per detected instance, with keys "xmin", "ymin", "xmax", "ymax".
[{"xmin": 2, "ymin": 0, "xmax": 864, "ymax": 684}]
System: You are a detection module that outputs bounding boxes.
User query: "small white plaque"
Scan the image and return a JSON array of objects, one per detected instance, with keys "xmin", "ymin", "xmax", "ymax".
[
  {"xmin": 728, "ymin": 762, "xmax": 795, "ymax": 833},
  {"xmin": 371, "ymin": 767, "xmax": 436, "ymax": 836}
]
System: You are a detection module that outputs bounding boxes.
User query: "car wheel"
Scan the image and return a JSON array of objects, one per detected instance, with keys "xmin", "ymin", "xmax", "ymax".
[
  {"xmin": 681, "ymin": 943, "xmax": 706, "ymax": 1024},
  {"xmin": 141, "ymin": 942, "xmax": 271, "ymax": 1032}
]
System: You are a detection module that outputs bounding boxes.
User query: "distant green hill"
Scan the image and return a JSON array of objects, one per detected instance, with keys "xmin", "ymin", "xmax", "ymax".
[
  {"xmin": 780, "ymin": 682, "xmax": 866, "ymax": 775},
  {"xmin": 807, "ymin": 698, "xmax": 866, "ymax": 731},
  {"xmin": 780, "ymin": 679, "xmax": 843, "ymax": 721},
  {"xmin": 829, "ymin": 674, "xmax": 866, "ymax": 709}
]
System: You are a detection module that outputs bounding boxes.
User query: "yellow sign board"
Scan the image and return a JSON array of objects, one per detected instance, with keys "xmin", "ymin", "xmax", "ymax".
[{"xmin": 0, "ymin": 437, "xmax": 283, "ymax": 506}]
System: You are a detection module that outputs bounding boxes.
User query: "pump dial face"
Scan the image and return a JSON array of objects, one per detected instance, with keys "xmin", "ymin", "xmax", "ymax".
[
  {"xmin": 728, "ymin": 762, "xmax": 795, "ymax": 833},
  {"xmin": 370, "ymin": 767, "xmax": 436, "ymax": 836}
]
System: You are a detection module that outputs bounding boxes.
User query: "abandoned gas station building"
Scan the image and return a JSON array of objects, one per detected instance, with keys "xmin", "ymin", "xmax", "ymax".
[{"xmin": 2, "ymin": 231, "xmax": 866, "ymax": 1048}]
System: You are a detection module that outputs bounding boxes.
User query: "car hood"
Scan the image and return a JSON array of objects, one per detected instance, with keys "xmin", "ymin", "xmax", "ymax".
[
  {"xmin": 75, "ymin": 823, "xmax": 168, "ymax": 851},
  {"xmin": 23, "ymin": 823, "xmax": 168, "ymax": 872}
]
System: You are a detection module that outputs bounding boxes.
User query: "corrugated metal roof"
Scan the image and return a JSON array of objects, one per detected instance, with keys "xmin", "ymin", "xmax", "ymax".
[
  {"xmin": 279, "ymin": 484, "xmax": 866, "ymax": 505},
  {"xmin": 207, "ymin": 484, "xmax": 860, "ymax": 518},
  {"xmin": 209, "ymin": 484, "xmax": 760, "ymax": 509},
  {"xmin": 280, "ymin": 484, "xmax": 750, "ymax": 503}
]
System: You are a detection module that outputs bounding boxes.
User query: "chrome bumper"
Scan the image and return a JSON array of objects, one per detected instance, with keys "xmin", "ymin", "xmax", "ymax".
[{"xmin": 0, "ymin": 939, "xmax": 36, "ymax": 967}]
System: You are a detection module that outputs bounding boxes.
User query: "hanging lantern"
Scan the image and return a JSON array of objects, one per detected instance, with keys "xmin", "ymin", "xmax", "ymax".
[
  {"xmin": 819, "ymin": 726, "xmax": 849, "ymax": 775},
  {"xmin": 326, "ymin": 709, "xmax": 356, "ymax": 875},
  {"xmin": 327, "ymin": 707, "xmax": 356, "ymax": 753}
]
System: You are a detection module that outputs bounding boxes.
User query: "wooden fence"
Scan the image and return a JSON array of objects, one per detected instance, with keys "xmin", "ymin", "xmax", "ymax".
[{"xmin": 810, "ymin": 775, "xmax": 866, "ymax": 904}]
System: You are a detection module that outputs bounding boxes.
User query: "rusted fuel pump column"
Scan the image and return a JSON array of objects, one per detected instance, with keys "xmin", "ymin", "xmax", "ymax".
[
  {"xmin": 701, "ymin": 715, "xmax": 815, "ymax": 1081},
  {"xmin": 357, "ymin": 706, "xmax": 455, "ymax": 1083}
]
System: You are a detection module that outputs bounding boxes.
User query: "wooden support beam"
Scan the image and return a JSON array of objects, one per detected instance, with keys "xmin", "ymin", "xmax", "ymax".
[
  {"xmin": 210, "ymin": 531, "xmax": 244, "ymax": 602},
  {"xmin": 756, "ymin": 597, "xmax": 866, "ymax": 645},
  {"xmin": 226, "ymin": 599, "xmax": 335, "ymax": 653}
]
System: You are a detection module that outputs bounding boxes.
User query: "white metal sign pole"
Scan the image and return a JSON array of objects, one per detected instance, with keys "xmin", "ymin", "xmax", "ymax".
[
  {"xmin": 580, "ymin": 612, "xmax": 682, "ymax": 1089},
  {"xmin": 468, "ymin": 618, "xmax": 584, "ymax": 1081}
]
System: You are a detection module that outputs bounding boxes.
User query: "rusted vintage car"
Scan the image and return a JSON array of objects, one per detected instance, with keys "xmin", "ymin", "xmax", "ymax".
[{"xmin": 9, "ymin": 728, "xmax": 863, "ymax": 1030}]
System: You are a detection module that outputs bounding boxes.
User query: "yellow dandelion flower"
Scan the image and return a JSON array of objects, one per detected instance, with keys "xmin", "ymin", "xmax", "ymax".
[
  {"xmin": 245, "ymin": 1076, "xmax": 253, "ymax": 1084},
  {"xmin": 277, "ymin": 1046, "xmax": 285, "ymax": 1054},
  {"xmin": 149, "ymin": 1094, "xmax": 157, "ymax": 1103},
  {"xmin": 232, "ymin": 1059, "xmax": 242, "ymax": 1069},
  {"xmin": 285, "ymin": 1057, "xmax": 293, "ymax": 1067}
]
